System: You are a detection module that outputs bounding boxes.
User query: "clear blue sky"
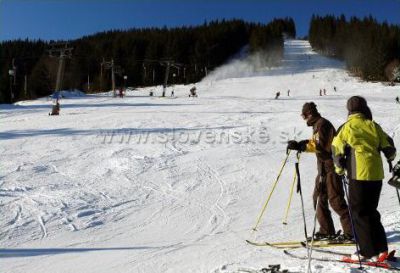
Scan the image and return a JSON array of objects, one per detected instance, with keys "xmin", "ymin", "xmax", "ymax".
[{"xmin": 1, "ymin": 0, "xmax": 399, "ymax": 41}]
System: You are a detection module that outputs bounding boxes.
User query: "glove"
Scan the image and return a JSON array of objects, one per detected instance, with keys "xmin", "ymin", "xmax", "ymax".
[
  {"xmin": 298, "ymin": 140, "xmax": 309, "ymax": 151},
  {"xmin": 287, "ymin": 140, "xmax": 308, "ymax": 152},
  {"xmin": 338, "ymin": 157, "xmax": 347, "ymax": 169},
  {"xmin": 287, "ymin": 140, "xmax": 300, "ymax": 151}
]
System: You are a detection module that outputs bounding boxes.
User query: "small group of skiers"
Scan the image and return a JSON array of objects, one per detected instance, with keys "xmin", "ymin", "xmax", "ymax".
[
  {"xmin": 287, "ymin": 96, "xmax": 396, "ymax": 262},
  {"xmin": 275, "ymin": 87, "xmax": 336, "ymax": 99},
  {"xmin": 275, "ymin": 90, "xmax": 291, "ymax": 99},
  {"xmin": 317, "ymin": 86, "xmax": 337, "ymax": 96}
]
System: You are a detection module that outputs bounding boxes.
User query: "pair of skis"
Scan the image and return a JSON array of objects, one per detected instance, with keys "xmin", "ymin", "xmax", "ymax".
[{"xmin": 246, "ymin": 240, "xmax": 400, "ymax": 271}]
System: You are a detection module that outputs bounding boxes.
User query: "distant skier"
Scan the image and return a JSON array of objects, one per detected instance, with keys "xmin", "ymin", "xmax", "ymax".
[
  {"xmin": 334, "ymin": 86, "xmax": 337, "ymax": 92},
  {"xmin": 49, "ymin": 99, "xmax": 60, "ymax": 116},
  {"xmin": 323, "ymin": 89, "xmax": 327, "ymax": 95},
  {"xmin": 319, "ymin": 89, "xmax": 322, "ymax": 96},
  {"xmin": 119, "ymin": 88, "xmax": 124, "ymax": 98},
  {"xmin": 189, "ymin": 86, "xmax": 197, "ymax": 97},
  {"xmin": 171, "ymin": 90, "xmax": 175, "ymax": 97},
  {"xmin": 275, "ymin": 91, "xmax": 280, "ymax": 99},
  {"xmin": 287, "ymin": 89, "xmax": 290, "ymax": 96},
  {"xmin": 396, "ymin": 96, "xmax": 399, "ymax": 104}
]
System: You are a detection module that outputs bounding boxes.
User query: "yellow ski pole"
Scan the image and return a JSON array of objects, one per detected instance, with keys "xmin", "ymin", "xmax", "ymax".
[
  {"xmin": 252, "ymin": 150, "xmax": 291, "ymax": 231},
  {"xmin": 282, "ymin": 153, "xmax": 301, "ymax": 225},
  {"xmin": 283, "ymin": 172, "xmax": 297, "ymax": 225}
]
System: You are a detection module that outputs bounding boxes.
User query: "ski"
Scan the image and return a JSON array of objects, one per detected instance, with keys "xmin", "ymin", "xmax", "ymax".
[
  {"xmin": 301, "ymin": 243, "xmax": 351, "ymax": 256},
  {"xmin": 301, "ymin": 242, "xmax": 355, "ymax": 251},
  {"xmin": 245, "ymin": 240, "xmax": 301, "ymax": 248},
  {"xmin": 302, "ymin": 241, "xmax": 355, "ymax": 248},
  {"xmin": 304, "ymin": 244, "xmax": 395, "ymax": 261},
  {"xmin": 246, "ymin": 239, "xmax": 354, "ymax": 249},
  {"xmin": 245, "ymin": 239, "xmax": 301, "ymax": 245},
  {"xmin": 283, "ymin": 250, "xmax": 400, "ymax": 271},
  {"xmin": 302, "ymin": 245, "xmax": 398, "ymax": 261}
]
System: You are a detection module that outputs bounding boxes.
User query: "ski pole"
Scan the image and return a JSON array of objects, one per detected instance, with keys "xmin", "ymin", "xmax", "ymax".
[
  {"xmin": 395, "ymin": 188, "xmax": 400, "ymax": 206},
  {"xmin": 306, "ymin": 175, "xmax": 323, "ymax": 273},
  {"xmin": 282, "ymin": 171, "xmax": 296, "ymax": 225},
  {"xmin": 294, "ymin": 152, "xmax": 309, "ymax": 246},
  {"xmin": 342, "ymin": 175, "xmax": 363, "ymax": 270},
  {"xmin": 283, "ymin": 154, "xmax": 301, "ymax": 225},
  {"xmin": 252, "ymin": 150, "xmax": 291, "ymax": 231},
  {"xmin": 294, "ymin": 152, "xmax": 314, "ymax": 273}
]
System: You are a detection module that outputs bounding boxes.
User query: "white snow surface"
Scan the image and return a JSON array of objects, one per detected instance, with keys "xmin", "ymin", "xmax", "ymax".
[{"xmin": 1, "ymin": 40, "xmax": 400, "ymax": 273}]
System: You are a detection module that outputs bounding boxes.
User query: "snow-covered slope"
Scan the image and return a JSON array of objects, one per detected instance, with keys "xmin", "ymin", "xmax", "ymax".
[{"xmin": 1, "ymin": 40, "xmax": 400, "ymax": 273}]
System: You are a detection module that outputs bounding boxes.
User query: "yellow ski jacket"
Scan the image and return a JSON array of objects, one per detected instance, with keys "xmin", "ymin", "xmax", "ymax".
[{"xmin": 332, "ymin": 113, "xmax": 396, "ymax": 181}]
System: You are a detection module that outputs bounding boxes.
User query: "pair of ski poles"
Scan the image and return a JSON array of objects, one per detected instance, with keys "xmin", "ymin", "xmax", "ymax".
[
  {"xmin": 251, "ymin": 150, "xmax": 303, "ymax": 232},
  {"xmin": 249, "ymin": 149, "xmax": 315, "ymax": 272}
]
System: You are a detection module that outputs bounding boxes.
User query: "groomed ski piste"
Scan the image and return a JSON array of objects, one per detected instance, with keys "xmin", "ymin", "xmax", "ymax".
[{"xmin": 1, "ymin": 40, "xmax": 400, "ymax": 273}]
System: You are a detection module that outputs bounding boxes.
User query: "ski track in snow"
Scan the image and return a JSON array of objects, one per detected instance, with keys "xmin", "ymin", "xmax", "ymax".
[{"xmin": 1, "ymin": 40, "xmax": 400, "ymax": 273}]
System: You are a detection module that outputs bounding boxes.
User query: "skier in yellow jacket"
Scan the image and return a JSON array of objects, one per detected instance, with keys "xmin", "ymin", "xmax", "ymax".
[{"xmin": 332, "ymin": 96, "xmax": 396, "ymax": 261}]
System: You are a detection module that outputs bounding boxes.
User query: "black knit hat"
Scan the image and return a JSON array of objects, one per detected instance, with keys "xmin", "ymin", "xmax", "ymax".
[
  {"xmin": 346, "ymin": 96, "xmax": 372, "ymax": 119},
  {"xmin": 347, "ymin": 96, "xmax": 367, "ymax": 113},
  {"xmin": 302, "ymin": 102, "xmax": 319, "ymax": 116}
]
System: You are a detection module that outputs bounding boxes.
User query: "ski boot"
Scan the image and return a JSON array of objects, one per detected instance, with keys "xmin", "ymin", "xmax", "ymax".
[
  {"xmin": 307, "ymin": 230, "xmax": 341, "ymax": 242},
  {"xmin": 331, "ymin": 233, "xmax": 355, "ymax": 244}
]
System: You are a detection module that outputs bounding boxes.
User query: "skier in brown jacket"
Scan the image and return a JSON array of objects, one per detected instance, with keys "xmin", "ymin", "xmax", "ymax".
[{"xmin": 287, "ymin": 102, "xmax": 353, "ymax": 241}]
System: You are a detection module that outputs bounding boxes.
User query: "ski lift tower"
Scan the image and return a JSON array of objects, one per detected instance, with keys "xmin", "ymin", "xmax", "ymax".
[
  {"xmin": 160, "ymin": 60, "xmax": 183, "ymax": 97},
  {"xmin": 123, "ymin": 75, "xmax": 128, "ymax": 91},
  {"xmin": 47, "ymin": 42, "xmax": 73, "ymax": 93},
  {"xmin": 8, "ymin": 61, "xmax": 16, "ymax": 102},
  {"xmin": 101, "ymin": 59, "xmax": 123, "ymax": 97}
]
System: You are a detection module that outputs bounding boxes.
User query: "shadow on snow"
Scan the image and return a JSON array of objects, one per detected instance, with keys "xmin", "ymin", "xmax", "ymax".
[
  {"xmin": 0, "ymin": 126, "xmax": 240, "ymax": 140},
  {"xmin": 0, "ymin": 244, "xmax": 175, "ymax": 258}
]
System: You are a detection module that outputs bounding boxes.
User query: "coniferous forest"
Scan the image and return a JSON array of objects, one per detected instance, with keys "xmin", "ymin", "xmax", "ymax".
[
  {"xmin": 0, "ymin": 18, "xmax": 295, "ymax": 104},
  {"xmin": 309, "ymin": 15, "xmax": 400, "ymax": 82},
  {"xmin": 2, "ymin": 14, "xmax": 400, "ymax": 105}
]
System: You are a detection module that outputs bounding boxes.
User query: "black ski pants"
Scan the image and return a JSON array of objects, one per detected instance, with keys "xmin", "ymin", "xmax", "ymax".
[{"xmin": 349, "ymin": 180, "xmax": 388, "ymax": 257}]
